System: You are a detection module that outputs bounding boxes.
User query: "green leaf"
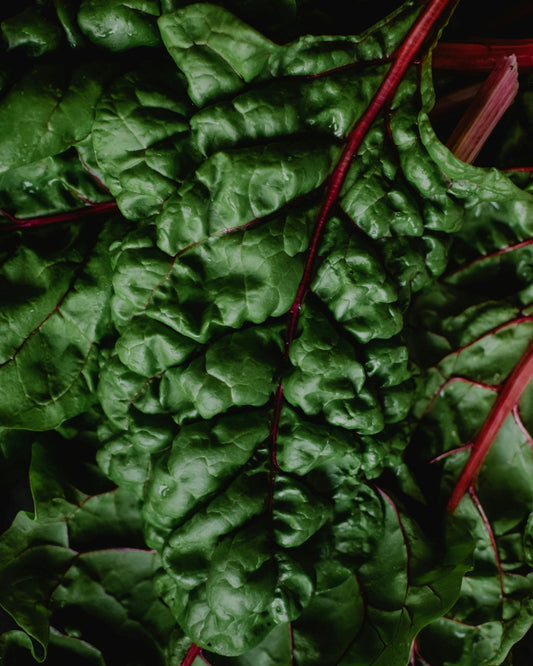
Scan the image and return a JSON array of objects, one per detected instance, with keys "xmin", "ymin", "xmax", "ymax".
[
  {"xmin": 0, "ymin": 63, "xmax": 108, "ymax": 173},
  {"xmin": 91, "ymin": 57, "xmax": 194, "ymax": 219},
  {"xmin": 96, "ymin": 2, "xmax": 508, "ymax": 656},
  {"xmin": 0, "ymin": 1, "xmax": 532, "ymax": 664},
  {"xmin": 0, "ymin": 216, "xmax": 124, "ymax": 430},
  {"xmin": 78, "ymin": 0, "xmax": 162, "ymax": 51},
  {"xmin": 0, "ymin": 433, "xmax": 182, "ymax": 665},
  {"xmin": 1, "ymin": 7, "xmax": 63, "ymax": 57},
  {"xmin": 410, "ymin": 172, "xmax": 533, "ymax": 665}
]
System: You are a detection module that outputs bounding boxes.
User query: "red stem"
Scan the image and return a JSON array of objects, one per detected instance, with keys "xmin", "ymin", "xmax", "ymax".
[
  {"xmin": 430, "ymin": 442, "xmax": 472, "ymax": 464},
  {"xmin": 433, "ymin": 40, "xmax": 533, "ymax": 70},
  {"xmin": 468, "ymin": 486, "xmax": 504, "ymax": 599},
  {"xmin": 268, "ymin": 0, "xmax": 458, "ymax": 466},
  {"xmin": 513, "ymin": 405, "xmax": 533, "ymax": 451},
  {"xmin": 410, "ymin": 639, "xmax": 432, "ymax": 666},
  {"xmin": 0, "ymin": 201, "xmax": 118, "ymax": 231},
  {"xmin": 289, "ymin": 622, "xmax": 295, "ymax": 666},
  {"xmin": 445, "ymin": 238, "xmax": 533, "ymax": 279},
  {"xmin": 447, "ymin": 342, "xmax": 533, "ymax": 513},
  {"xmin": 180, "ymin": 644, "xmax": 202, "ymax": 666},
  {"xmin": 446, "ymin": 55, "xmax": 519, "ymax": 164}
]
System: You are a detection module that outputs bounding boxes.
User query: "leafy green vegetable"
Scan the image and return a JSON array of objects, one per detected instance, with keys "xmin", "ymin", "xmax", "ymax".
[
  {"xmin": 0, "ymin": 428, "xmax": 185, "ymax": 665},
  {"xmin": 0, "ymin": 1, "xmax": 532, "ymax": 664}
]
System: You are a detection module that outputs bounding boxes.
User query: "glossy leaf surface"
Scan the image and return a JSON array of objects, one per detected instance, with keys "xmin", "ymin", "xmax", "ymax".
[
  {"xmin": 410, "ymin": 170, "xmax": 533, "ymax": 665},
  {"xmin": 0, "ymin": 1, "xmax": 532, "ymax": 664},
  {"xmin": 95, "ymin": 1, "xmax": 528, "ymax": 657},
  {"xmin": 0, "ymin": 430, "xmax": 184, "ymax": 665}
]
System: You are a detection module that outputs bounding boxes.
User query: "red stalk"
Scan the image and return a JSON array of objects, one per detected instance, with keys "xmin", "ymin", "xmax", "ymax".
[
  {"xmin": 446, "ymin": 55, "xmax": 518, "ymax": 164},
  {"xmin": 410, "ymin": 639, "xmax": 432, "ymax": 666},
  {"xmin": 180, "ymin": 644, "xmax": 202, "ymax": 666},
  {"xmin": 445, "ymin": 239, "xmax": 533, "ymax": 279},
  {"xmin": 513, "ymin": 405, "xmax": 533, "ymax": 451},
  {"xmin": 289, "ymin": 622, "xmax": 295, "ymax": 665},
  {"xmin": 430, "ymin": 82, "xmax": 482, "ymax": 118},
  {"xmin": 0, "ymin": 200, "xmax": 118, "ymax": 232},
  {"xmin": 269, "ymin": 0, "xmax": 459, "ymax": 466},
  {"xmin": 447, "ymin": 342, "xmax": 533, "ymax": 513},
  {"xmin": 468, "ymin": 486, "xmax": 504, "ymax": 599},
  {"xmin": 433, "ymin": 40, "xmax": 533, "ymax": 70}
]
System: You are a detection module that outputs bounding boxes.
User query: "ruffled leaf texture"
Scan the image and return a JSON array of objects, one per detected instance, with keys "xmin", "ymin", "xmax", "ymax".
[
  {"xmin": 1, "ymin": 1, "xmax": 532, "ymax": 663},
  {"xmin": 408, "ymin": 172, "xmax": 533, "ymax": 664},
  {"xmin": 0, "ymin": 146, "xmax": 126, "ymax": 430},
  {"xmin": 0, "ymin": 427, "xmax": 187, "ymax": 665},
  {"xmin": 92, "ymin": 2, "xmax": 528, "ymax": 658}
]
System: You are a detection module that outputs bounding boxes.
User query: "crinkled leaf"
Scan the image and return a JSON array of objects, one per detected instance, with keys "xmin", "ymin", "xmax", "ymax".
[
  {"xmin": 0, "ymin": 62, "xmax": 110, "ymax": 172},
  {"xmin": 91, "ymin": 57, "xmax": 194, "ymax": 219},
  {"xmin": 0, "ymin": 432, "xmax": 183, "ymax": 665},
  {"xmin": 95, "ymin": 2, "xmax": 525, "ymax": 657},
  {"xmin": 409, "ymin": 173, "xmax": 533, "ymax": 665},
  {"xmin": 0, "ymin": 215, "xmax": 122, "ymax": 430},
  {"xmin": 0, "ymin": 104, "xmax": 125, "ymax": 431},
  {"xmin": 0, "ymin": 1, "xmax": 532, "ymax": 664}
]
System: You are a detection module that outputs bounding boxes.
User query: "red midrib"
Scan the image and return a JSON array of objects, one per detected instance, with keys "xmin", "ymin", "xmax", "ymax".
[
  {"xmin": 433, "ymin": 39, "xmax": 533, "ymax": 70},
  {"xmin": 181, "ymin": 643, "xmax": 202, "ymax": 666},
  {"xmin": 0, "ymin": 201, "xmax": 118, "ymax": 231},
  {"xmin": 270, "ymin": 0, "xmax": 458, "ymax": 464},
  {"xmin": 447, "ymin": 342, "xmax": 533, "ymax": 513}
]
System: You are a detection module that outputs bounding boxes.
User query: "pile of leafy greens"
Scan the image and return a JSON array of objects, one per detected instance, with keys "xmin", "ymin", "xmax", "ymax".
[{"xmin": 1, "ymin": 0, "xmax": 533, "ymax": 664}]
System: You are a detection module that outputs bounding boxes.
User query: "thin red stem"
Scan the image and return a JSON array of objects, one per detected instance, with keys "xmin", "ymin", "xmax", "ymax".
[
  {"xmin": 468, "ymin": 486, "xmax": 504, "ymax": 599},
  {"xmin": 438, "ymin": 317, "xmax": 533, "ymax": 364},
  {"xmin": 268, "ymin": 0, "xmax": 458, "ymax": 465},
  {"xmin": 432, "ymin": 40, "xmax": 533, "ymax": 70},
  {"xmin": 445, "ymin": 238, "xmax": 533, "ymax": 279},
  {"xmin": 422, "ymin": 374, "xmax": 499, "ymax": 420},
  {"xmin": 447, "ymin": 342, "xmax": 533, "ymax": 513},
  {"xmin": 410, "ymin": 639, "xmax": 432, "ymax": 666},
  {"xmin": 0, "ymin": 201, "xmax": 118, "ymax": 232},
  {"xmin": 512, "ymin": 405, "xmax": 533, "ymax": 451},
  {"xmin": 289, "ymin": 622, "xmax": 295, "ymax": 666},
  {"xmin": 429, "ymin": 442, "xmax": 472, "ymax": 464}
]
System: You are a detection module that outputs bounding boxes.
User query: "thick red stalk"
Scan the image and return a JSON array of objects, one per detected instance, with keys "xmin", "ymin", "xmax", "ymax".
[
  {"xmin": 286, "ymin": 0, "xmax": 458, "ymax": 341},
  {"xmin": 269, "ymin": 0, "xmax": 459, "ymax": 466},
  {"xmin": 0, "ymin": 201, "xmax": 118, "ymax": 231},
  {"xmin": 433, "ymin": 40, "xmax": 533, "ymax": 70},
  {"xmin": 446, "ymin": 55, "xmax": 518, "ymax": 163},
  {"xmin": 447, "ymin": 342, "xmax": 533, "ymax": 513},
  {"xmin": 181, "ymin": 644, "xmax": 202, "ymax": 666},
  {"xmin": 430, "ymin": 82, "xmax": 482, "ymax": 118}
]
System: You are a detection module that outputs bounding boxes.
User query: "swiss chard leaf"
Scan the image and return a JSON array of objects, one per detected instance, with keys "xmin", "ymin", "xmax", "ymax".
[
  {"xmin": 0, "ymin": 1, "xmax": 532, "ymax": 664},
  {"xmin": 94, "ymin": 1, "xmax": 529, "ymax": 658},
  {"xmin": 0, "ymin": 210, "xmax": 123, "ymax": 430},
  {"xmin": 408, "ymin": 166, "xmax": 533, "ymax": 665},
  {"xmin": 0, "ymin": 429, "xmax": 185, "ymax": 665}
]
